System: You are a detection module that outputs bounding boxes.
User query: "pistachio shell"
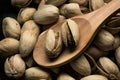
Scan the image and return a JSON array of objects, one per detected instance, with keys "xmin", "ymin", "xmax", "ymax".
[
  {"xmin": 2, "ymin": 17, "xmax": 21, "ymax": 39},
  {"xmin": 0, "ymin": 38, "xmax": 19, "ymax": 57},
  {"xmin": 33, "ymin": 5, "xmax": 59, "ymax": 25},
  {"xmin": 25, "ymin": 67, "xmax": 51, "ymax": 80},
  {"xmin": 70, "ymin": 54, "xmax": 91, "ymax": 76},
  {"xmin": 86, "ymin": 46, "xmax": 108, "ymax": 60},
  {"xmin": 57, "ymin": 73, "xmax": 75, "ymax": 80},
  {"xmin": 97, "ymin": 57, "xmax": 119, "ymax": 79},
  {"xmin": 61, "ymin": 19, "xmax": 79, "ymax": 49},
  {"xmin": 89, "ymin": 0, "xmax": 105, "ymax": 11},
  {"xmin": 17, "ymin": 7, "xmax": 36, "ymax": 24},
  {"xmin": 107, "ymin": 18, "xmax": 120, "ymax": 27},
  {"xmin": 80, "ymin": 75, "xmax": 108, "ymax": 80},
  {"xmin": 115, "ymin": 47, "xmax": 120, "ymax": 67},
  {"xmin": 94, "ymin": 29, "xmax": 115, "ymax": 51},
  {"xmin": 34, "ymin": 0, "xmax": 41, "ymax": 4},
  {"xmin": 60, "ymin": 3, "xmax": 82, "ymax": 18},
  {"xmin": 46, "ymin": 0, "xmax": 67, "ymax": 6},
  {"xmin": 69, "ymin": 0, "xmax": 88, "ymax": 6},
  {"xmin": 45, "ymin": 29, "xmax": 62, "ymax": 58},
  {"xmin": 19, "ymin": 20, "xmax": 40, "ymax": 57},
  {"xmin": 4, "ymin": 54, "xmax": 26, "ymax": 79},
  {"xmin": 11, "ymin": 0, "xmax": 32, "ymax": 8},
  {"xmin": 113, "ymin": 35, "xmax": 120, "ymax": 49}
]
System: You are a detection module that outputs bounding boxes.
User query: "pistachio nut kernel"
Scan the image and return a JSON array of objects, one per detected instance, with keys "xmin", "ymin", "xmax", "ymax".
[
  {"xmin": 45, "ymin": 29, "xmax": 62, "ymax": 58},
  {"xmin": 61, "ymin": 19, "xmax": 79, "ymax": 50}
]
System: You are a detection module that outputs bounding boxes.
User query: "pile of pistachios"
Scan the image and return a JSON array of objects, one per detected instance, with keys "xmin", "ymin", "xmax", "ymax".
[{"xmin": 0, "ymin": 0, "xmax": 120, "ymax": 80}]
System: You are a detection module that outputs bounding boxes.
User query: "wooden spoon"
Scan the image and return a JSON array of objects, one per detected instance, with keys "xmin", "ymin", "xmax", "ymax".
[{"xmin": 33, "ymin": 0, "xmax": 120, "ymax": 68}]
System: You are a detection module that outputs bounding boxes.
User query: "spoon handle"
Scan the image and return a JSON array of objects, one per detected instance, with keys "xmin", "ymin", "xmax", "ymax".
[{"xmin": 89, "ymin": 0, "xmax": 120, "ymax": 31}]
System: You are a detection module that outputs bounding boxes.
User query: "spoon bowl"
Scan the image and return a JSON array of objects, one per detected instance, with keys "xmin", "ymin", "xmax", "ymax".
[{"xmin": 33, "ymin": 0, "xmax": 120, "ymax": 68}]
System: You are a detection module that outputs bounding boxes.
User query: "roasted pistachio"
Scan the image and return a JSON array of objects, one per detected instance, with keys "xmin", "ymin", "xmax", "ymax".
[
  {"xmin": 57, "ymin": 73, "xmax": 75, "ymax": 80},
  {"xmin": 80, "ymin": 75, "xmax": 108, "ymax": 80},
  {"xmin": 97, "ymin": 57, "xmax": 119, "ymax": 80},
  {"xmin": 19, "ymin": 20, "xmax": 40, "ymax": 57},
  {"xmin": 17, "ymin": 7, "xmax": 36, "ymax": 24},
  {"xmin": 89, "ymin": 0, "xmax": 105, "ymax": 11},
  {"xmin": 69, "ymin": 0, "xmax": 88, "ymax": 6},
  {"xmin": 45, "ymin": 29, "xmax": 62, "ymax": 58},
  {"xmin": 33, "ymin": 5, "xmax": 59, "ymax": 25},
  {"xmin": 46, "ymin": 0, "xmax": 67, "ymax": 6},
  {"xmin": 0, "ymin": 38, "xmax": 19, "ymax": 57},
  {"xmin": 86, "ymin": 46, "xmax": 108, "ymax": 60},
  {"xmin": 25, "ymin": 67, "xmax": 51, "ymax": 80},
  {"xmin": 94, "ymin": 29, "xmax": 115, "ymax": 51},
  {"xmin": 2, "ymin": 17, "xmax": 21, "ymax": 39},
  {"xmin": 11, "ymin": 0, "xmax": 32, "ymax": 8},
  {"xmin": 61, "ymin": 19, "xmax": 79, "ymax": 49},
  {"xmin": 115, "ymin": 47, "xmax": 120, "ymax": 67},
  {"xmin": 4, "ymin": 54, "xmax": 26, "ymax": 79},
  {"xmin": 70, "ymin": 54, "xmax": 91, "ymax": 76},
  {"xmin": 60, "ymin": 3, "xmax": 82, "ymax": 18}
]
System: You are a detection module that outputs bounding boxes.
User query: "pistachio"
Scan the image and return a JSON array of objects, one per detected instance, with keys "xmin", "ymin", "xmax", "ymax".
[
  {"xmin": 68, "ymin": 0, "xmax": 88, "ymax": 6},
  {"xmin": 25, "ymin": 67, "xmax": 51, "ymax": 80},
  {"xmin": 89, "ymin": 0, "xmax": 105, "ymax": 11},
  {"xmin": 2, "ymin": 17, "xmax": 21, "ymax": 39},
  {"xmin": 85, "ymin": 46, "xmax": 108, "ymax": 60},
  {"xmin": 94, "ymin": 29, "xmax": 115, "ymax": 51},
  {"xmin": 115, "ymin": 47, "xmax": 120, "ymax": 67},
  {"xmin": 19, "ymin": 20, "xmax": 40, "ymax": 57},
  {"xmin": 70, "ymin": 54, "xmax": 91, "ymax": 76},
  {"xmin": 34, "ymin": 0, "xmax": 41, "ymax": 4},
  {"xmin": 17, "ymin": 7, "xmax": 36, "ymax": 24},
  {"xmin": 113, "ymin": 35, "xmax": 120, "ymax": 49},
  {"xmin": 45, "ymin": 29, "xmax": 62, "ymax": 58},
  {"xmin": 58, "ymin": 15, "xmax": 66, "ymax": 22},
  {"xmin": 46, "ymin": 0, "xmax": 67, "ymax": 6},
  {"xmin": 80, "ymin": 75, "xmax": 108, "ymax": 80},
  {"xmin": 0, "ymin": 38, "xmax": 19, "ymax": 57},
  {"xmin": 33, "ymin": 5, "xmax": 59, "ymax": 25},
  {"xmin": 11, "ymin": 0, "xmax": 32, "ymax": 8},
  {"xmin": 57, "ymin": 73, "xmax": 75, "ymax": 80},
  {"xmin": 61, "ymin": 19, "xmax": 79, "ymax": 49},
  {"xmin": 60, "ymin": 3, "xmax": 82, "ymax": 18},
  {"xmin": 107, "ymin": 17, "xmax": 120, "ymax": 27},
  {"xmin": 4, "ymin": 54, "xmax": 26, "ymax": 79},
  {"xmin": 97, "ymin": 57, "xmax": 119, "ymax": 80}
]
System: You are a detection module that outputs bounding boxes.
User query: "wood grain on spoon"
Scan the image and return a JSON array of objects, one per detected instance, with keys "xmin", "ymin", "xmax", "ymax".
[{"xmin": 33, "ymin": 0, "xmax": 120, "ymax": 68}]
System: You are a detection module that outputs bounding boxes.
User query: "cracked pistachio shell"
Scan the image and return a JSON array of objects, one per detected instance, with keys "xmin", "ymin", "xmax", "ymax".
[
  {"xmin": 25, "ymin": 67, "xmax": 51, "ymax": 80},
  {"xmin": 94, "ymin": 29, "xmax": 115, "ymax": 51},
  {"xmin": 2, "ymin": 17, "xmax": 21, "ymax": 39},
  {"xmin": 19, "ymin": 20, "xmax": 40, "ymax": 57},
  {"xmin": 89, "ymin": 0, "xmax": 105, "ymax": 11},
  {"xmin": 115, "ymin": 47, "xmax": 120, "ymax": 67},
  {"xmin": 4, "ymin": 54, "xmax": 26, "ymax": 79},
  {"xmin": 17, "ymin": 7, "xmax": 36, "ymax": 24},
  {"xmin": 80, "ymin": 75, "xmax": 108, "ymax": 80},
  {"xmin": 97, "ymin": 57, "xmax": 119, "ymax": 79},
  {"xmin": 45, "ymin": 29, "xmax": 62, "ymax": 58},
  {"xmin": 60, "ymin": 3, "xmax": 82, "ymax": 18},
  {"xmin": 33, "ymin": 5, "xmax": 59, "ymax": 25},
  {"xmin": 11, "ymin": 0, "xmax": 32, "ymax": 8},
  {"xmin": 46, "ymin": 0, "xmax": 67, "ymax": 6},
  {"xmin": 70, "ymin": 54, "xmax": 91, "ymax": 76},
  {"xmin": 61, "ymin": 19, "xmax": 79, "ymax": 49},
  {"xmin": 57, "ymin": 73, "xmax": 75, "ymax": 80},
  {"xmin": 69, "ymin": 0, "xmax": 88, "ymax": 6},
  {"xmin": 0, "ymin": 38, "xmax": 19, "ymax": 57}
]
